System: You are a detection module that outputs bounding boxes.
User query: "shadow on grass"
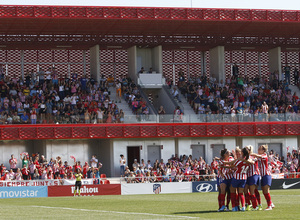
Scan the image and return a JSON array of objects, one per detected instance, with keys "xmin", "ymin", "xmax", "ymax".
[{"xmin": 174, "ymin": 210, "xmax": 220, "ymax": 214}]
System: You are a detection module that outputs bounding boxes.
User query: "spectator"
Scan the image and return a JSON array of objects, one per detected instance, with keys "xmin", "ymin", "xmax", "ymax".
[
  {"xmin": 9, "ymin": 154, "xmax": 17, "ymax": 172},
  {"xmin": 21, "ymin": 165, "xmax": 29, "ymax": 180},
  {"xmin": 30, "ymin": 107, "xmax": 37, "ymax": 124},
  {"xmin": 119, "ymin": 109, "xmax": 124, "ymax": 123},
  {"xmin": 174, "ymin": 106, "xmax": 183, "ymax": 122},
  {"xmin": 29, "ymin": 161, "xmax": 36, "ymax": 180},
  {"xmin": 12, "ymin": 112, "xmax": 20, "ymax": 124},
  {"xmin": 158, "ymin": 106, "xmax": 166, "ymax": 115},
  {"xmin": 120, "ymin": 154, "xmax": 126, "ymax": 177},
  {"xmin": 90, "ymin": 155, "xmax": 98, "ymax": 169},
  {"xmin": 232, "ymin": 63, "xmax": 239, "ymax": 77},
  {"xmin": 8, "ymin": 169, "xmax": 15, "ymax": 180},
  {"xmin": 15, "ymin": 168, "xmax": 22, "ymax": 180},
  {"xmin": 132, "ymin": 159, "xmax": 140, "ymax": 170},
  {"xmin": 138, "ymin": 67, "xmax": 144, "ymax": 76},
  {"xmin": 20, "ymin": 154, "xmax": 29, "ymax": 169},
  {"xmin": 33, "ymin": 168, "xmax": 40, "ymax": 180},
  {"xmin": 107, "ymin": 75, "xmax": 115, "ymax": 87},
  {"xmin": 20, "ymin": 112, "xmax": 29, "ymax": 124},
  {"xmin": 172, "ymin": 87, "xmax": 181, "ymax": 102},
  {"xmin": 284, "ymin": 65, "xmax": 291, "ymax": 85}
]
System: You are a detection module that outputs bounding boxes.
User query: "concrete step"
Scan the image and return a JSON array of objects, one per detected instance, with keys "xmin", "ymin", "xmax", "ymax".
[
  {"xmin": 289, "ymin": 85, "xmax": 300, "ymax": 97},
  {"xmin": 170, "ymin": 87, "xmax": 197, "ymax": 115}
]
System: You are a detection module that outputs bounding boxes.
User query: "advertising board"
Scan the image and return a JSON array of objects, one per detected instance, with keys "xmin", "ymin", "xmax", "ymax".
[
  {"xmin": 48, "ymin": 184, "xmax": 121, "ymax": 197},
  {"xmin": 192, "ymin": 181, "xmax": 218, "ymax": 193},
  {"xmin": 0, "ymin": 186, "xmax": 48, "ymax": 199},
  {"xmin": 121, "ymin": 182, "xmax": 192, "ymax": 195}
]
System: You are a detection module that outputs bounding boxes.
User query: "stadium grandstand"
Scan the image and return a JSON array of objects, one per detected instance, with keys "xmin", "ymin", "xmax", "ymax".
[{"xmin": 0, "ymin": 4, "xmax": 299, "ymax": 184}]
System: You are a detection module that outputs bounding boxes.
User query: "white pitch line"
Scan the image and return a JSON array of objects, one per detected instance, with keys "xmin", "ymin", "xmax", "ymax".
[{"xmin": 31, "ymin": 205, "xmax": 198, "ymax": 219}]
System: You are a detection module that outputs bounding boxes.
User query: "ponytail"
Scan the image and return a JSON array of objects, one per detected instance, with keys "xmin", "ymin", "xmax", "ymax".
[
  {"xmin": 242, "ymin": 147, "xmax": 250, "ymax": 160},
  {"xmin": 220, "ymin": 148, "xmax": 228, "ymax": 159}
]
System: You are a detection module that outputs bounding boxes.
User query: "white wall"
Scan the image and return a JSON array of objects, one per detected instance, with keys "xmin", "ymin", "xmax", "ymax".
[
  {"xmin": 178, "ymin": 137, "xmax": 236, "ymax": 163},
  {"xmin": 46, "ymin": 140, "xmax": 89, "ymax": 165},
  {"xmin": 0, "ymin": 140, "xmax": 46, "ymax": 169},
  {"xmin": 112, "ymin": 138, "xmax": 175, "ymax": 177},
  {"xmin": 242, "ymin": 136, "xmax": 297, "ymax": 157},
  {"xmin": 137, "ymin": 48, "xmax": 153, "ymax": 72}
]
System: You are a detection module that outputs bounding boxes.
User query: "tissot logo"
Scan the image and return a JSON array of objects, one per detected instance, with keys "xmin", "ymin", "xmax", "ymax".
[{"xmin": 196, "ymin": 183, "xmax": 213, "ymax": 192}]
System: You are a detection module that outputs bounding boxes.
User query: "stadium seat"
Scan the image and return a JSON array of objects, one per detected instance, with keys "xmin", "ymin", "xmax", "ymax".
[
  {"xmin": 104, "ymin": 179, "xmax": 110, "ymax": 184},
  {"xmin": 100, "ymin": 174, "xmax": 107, "ymax": 179}
]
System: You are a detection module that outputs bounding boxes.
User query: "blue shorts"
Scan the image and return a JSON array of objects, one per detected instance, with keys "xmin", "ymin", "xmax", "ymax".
[
  {"xmin": 261, "ymin": 175, "xmax": 272, "ymax": 187},
  {"xmin": 246, "ymin": 175, "xmax": 260, "ymax": 186},
  {"xmin": 231, "ymin": 178, "xmax": 246, "ymax": 188},
  {"xmin": 220, "ymin": 178, "xmax": 232, "ymax": 187},
  {"xmin": 217, "ymin": 177, "xmax": 220, "ymax": 186}
]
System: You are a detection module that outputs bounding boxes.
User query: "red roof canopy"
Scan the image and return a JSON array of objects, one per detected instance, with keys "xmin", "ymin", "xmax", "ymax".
[{"xmin": 0, "ymin": 5, "xmax": 300, "ymax": 50}]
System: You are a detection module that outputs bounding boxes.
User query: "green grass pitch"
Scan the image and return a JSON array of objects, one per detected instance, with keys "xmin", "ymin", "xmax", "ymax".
[{"xmin": 0, "ymin": 189, "xmax": 299, "ymax": 219}]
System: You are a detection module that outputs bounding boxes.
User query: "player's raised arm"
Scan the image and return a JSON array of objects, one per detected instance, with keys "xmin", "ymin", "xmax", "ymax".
[
  {"xmin": 222, "ymin": 159, "xmax": 236, "ymax": 165},
  {"xmin": 250, "ymin": 153, "xmax": 263, "ymax": 158},
  {"xmin": 240, "ymin": 158, "xmax": 255, "ymax": 165}
]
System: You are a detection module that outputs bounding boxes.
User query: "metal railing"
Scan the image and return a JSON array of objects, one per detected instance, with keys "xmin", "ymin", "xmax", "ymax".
[
  {"xmin": 160, "ymin": 113, "xmax": 300, "ymax": 123},
  {"xmin": 2, "ymin": 113, "xmax": 300, "ymax": 125},
  {"xmin": 121, "ymin": 172, "xmax": 299, "ymax": 183}
]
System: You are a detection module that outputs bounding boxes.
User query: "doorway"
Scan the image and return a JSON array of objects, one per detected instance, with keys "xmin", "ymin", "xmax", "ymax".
[
  {"xmin": 127, "ymin": 146, "xmax": 141, "ymax": 170},
  {"xmin": 147, "ymin": 145, "xmax": 161, "ymax": 165},
  {"xmin": 212, "ymin": 144, "xmax": 225, "ymax": 160},
  {"xmin": 191, "ymin": 145, "xmax": 205, "ymax": 160},
  {"xmin": 258, "ymin": 143, "xmax": 282, "ymax": 157}
]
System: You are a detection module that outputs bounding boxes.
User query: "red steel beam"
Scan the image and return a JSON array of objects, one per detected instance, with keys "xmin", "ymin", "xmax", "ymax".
[
  {"xmin": 0, "ymin": 122, "xmax": 299, "ymax": 140},
  {"xmin": 0, "ymin": 5, "xmax": 299, "ymax": 22}
]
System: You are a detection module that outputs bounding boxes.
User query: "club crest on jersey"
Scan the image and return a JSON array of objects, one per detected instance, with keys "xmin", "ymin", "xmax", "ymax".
[{"xmin": 153, "ymin": 184, "xmax": 161, "ymax": 194}]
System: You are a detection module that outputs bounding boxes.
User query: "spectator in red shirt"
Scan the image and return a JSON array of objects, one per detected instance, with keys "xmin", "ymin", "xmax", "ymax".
[
  {"xmin": 21, "ymin": 164, "xmax": 29, "ymax": 180},
  {"xmin": 74, "ymin": 161, "xmax": 82, "ymax": 172},
  {"xmin": 83, "ymin": 162, "xmax": 89, "ymax": 178}
]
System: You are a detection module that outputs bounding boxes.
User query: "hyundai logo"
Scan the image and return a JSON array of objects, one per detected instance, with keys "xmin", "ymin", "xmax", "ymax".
[{"xmin": 196, "ymin": 183, "xmax": 213, "ymax": 192}]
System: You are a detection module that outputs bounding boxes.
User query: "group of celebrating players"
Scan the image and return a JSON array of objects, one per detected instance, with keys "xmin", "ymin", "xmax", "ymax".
[{"xmin": 216, "ymin": 145, "xmax": 275, "ymax": 211}]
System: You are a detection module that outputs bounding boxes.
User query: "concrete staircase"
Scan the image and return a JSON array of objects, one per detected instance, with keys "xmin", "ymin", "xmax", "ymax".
[
  {"xmin": 168, "ymin": 86, "xmax": 197, "ymax": 122},
  {"xmin": 108, "ymin": 87, "xmax": 137, "ymax": 123},
  {"xmin": 289, "ymin": 85, "xmax": 300, "ymax": 97}
]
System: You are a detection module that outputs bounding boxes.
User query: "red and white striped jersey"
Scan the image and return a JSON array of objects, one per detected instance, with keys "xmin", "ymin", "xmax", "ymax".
[
  {"xmin": 258, "ymin": 153, "xmax": 271, "ymax": 176},
  {"xmin": 233, "ymin": 160, "xmax": 249, "ymax": 180},
  {"xmin": 218, "ymin": 156, "xmax": 234, "ymax": 179},
  {"xmin": 247, "ymin": 156, "xmax": 260, "ymax": 177}
]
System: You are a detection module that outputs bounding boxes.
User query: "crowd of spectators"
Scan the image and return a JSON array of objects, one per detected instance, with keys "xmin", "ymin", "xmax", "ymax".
[
  {"xmin": 275, "ymin": 149, "xmax": 300, "ymax": 178},
  {"xmin": 0, "ymin": 153, "xmax": 103, "ymax": 181},
  {"xmin": 123, "ymin": 148, "xmax": 300, "ymax": 183},
  {"xmin": 121, "ymin": 73, "xmax": 151, "ymax": 121},
  {"xmin": 0, "ymin": 67, "xmax": 125, "ymax": 124},
  {"xmin": 124, "ymin": 154, "xmax": 218, "ymax": 183},
  {"xmin": 174, "ymin": 67, "xmax": 300, "ymax": 122}
]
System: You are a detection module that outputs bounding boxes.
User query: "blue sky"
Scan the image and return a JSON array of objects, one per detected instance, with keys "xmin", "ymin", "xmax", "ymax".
[{"xmin": 1, "ymin": 0, "xmax": 300, "ymax": 10}]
